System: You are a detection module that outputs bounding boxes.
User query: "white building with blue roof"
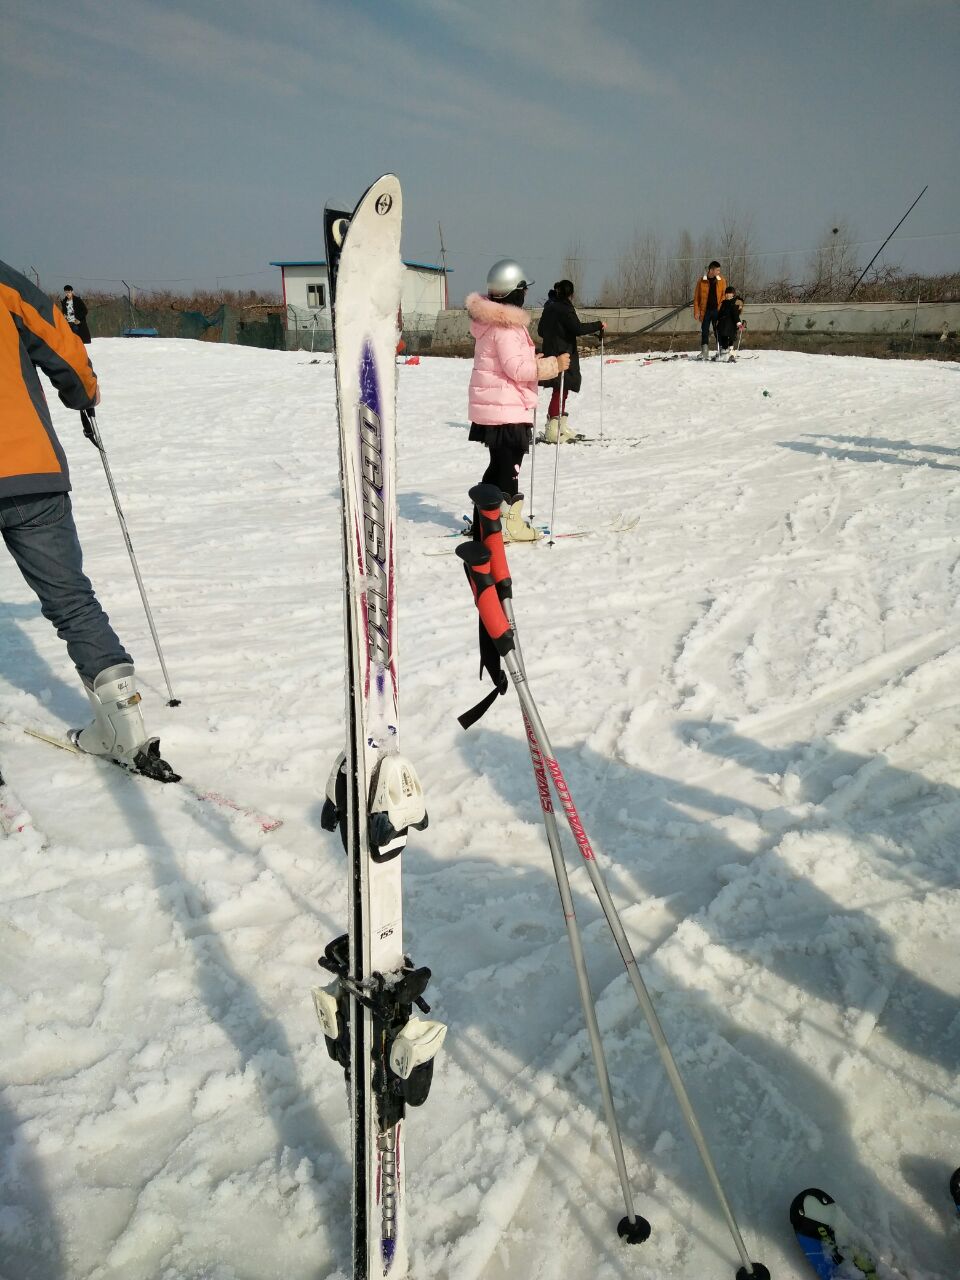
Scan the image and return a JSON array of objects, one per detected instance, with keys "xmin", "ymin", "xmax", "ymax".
[{"xmin": 270, "ymin": 258, "xmax": 450, "ymax": 350}]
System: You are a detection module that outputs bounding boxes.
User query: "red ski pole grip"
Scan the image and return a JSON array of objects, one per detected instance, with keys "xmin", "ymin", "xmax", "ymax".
[
  {"xmin": 468, "ymin": 483, "xmax": 512, "ymax": 597},
  {"xmin": 456, "ymin": 542, "xmax": 514, "ymax": 653}
]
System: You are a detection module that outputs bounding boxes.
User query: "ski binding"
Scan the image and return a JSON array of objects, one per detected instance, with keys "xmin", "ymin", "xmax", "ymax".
[
  {"xmin": 314, "ymin": 934, "xmax": 446, "ymax": 1112},
  {"xmin": 321, "ymin": 750, "xmax": 428, "ymax": 859}
]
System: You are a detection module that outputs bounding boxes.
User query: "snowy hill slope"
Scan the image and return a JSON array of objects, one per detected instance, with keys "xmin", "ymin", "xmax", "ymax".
[{"xmin": 1, "ymin": 339, "xmax": 958, "ymax": 1278}]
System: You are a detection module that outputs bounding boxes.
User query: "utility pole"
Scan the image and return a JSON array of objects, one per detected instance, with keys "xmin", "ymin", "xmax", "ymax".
[{"xmin": 438, "ymin": 222, "xmax": 449, "ymax": 309}]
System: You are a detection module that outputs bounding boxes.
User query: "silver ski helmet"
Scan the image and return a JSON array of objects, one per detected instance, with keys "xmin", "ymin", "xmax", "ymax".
[{"xmin": 486, "ymin": 259, "xmax": 534, "ymax": 299}]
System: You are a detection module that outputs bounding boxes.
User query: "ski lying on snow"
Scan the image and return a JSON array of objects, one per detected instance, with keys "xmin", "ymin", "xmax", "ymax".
[
  {"xmin": 424, "ymin": 513, "xmax": 638, "ymax": 555},
  {"xmin": 790, "ymin": 1187, "xmax": 883, "ymax": 1278},
  {"xmin": 794, "ymin": 1176, "xmax": 960, "ymax": 1277},
  {"xmin": 0, "ymin": 768, "xmax": 32, "ymax": 836},
  {"xmin": 2, "ymin": 723, "xmax": 282, "ymax": 833},
  {"xmin": 537, "ymin": 435, "xmax": 646, "ymax": 448}
]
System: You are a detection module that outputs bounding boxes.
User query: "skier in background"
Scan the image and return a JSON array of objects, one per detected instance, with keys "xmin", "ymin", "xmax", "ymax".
[
  {"xmin": 466, "ymin": 260, "xmax": 569, "ymax": 542},
  {"xmin": 1, "ymin": 260, "xmax": 175, "ymax": 778},
  {"xmin": 715, "ymin": 285, "xmax": 741, "ymax": 362},
  {"xmin": 537, "ymin": 279, "xmax": 604, "ymax": 443},
  {"xmin": 693, "ymin": 260, "xmax": 726, "ymax": 360},
  {"xmin": 60, "ymin": 285, "xmax": 91, "ymax": 345}
]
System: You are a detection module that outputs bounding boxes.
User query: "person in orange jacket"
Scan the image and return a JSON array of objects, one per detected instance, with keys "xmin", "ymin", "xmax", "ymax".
[
  {"xmin": 0, "ymin": 259, "xmax": 176, "ymax": 779},
  {"xmin": 693, "ymin": 260, "xmax": 726, "ymax": 360}
]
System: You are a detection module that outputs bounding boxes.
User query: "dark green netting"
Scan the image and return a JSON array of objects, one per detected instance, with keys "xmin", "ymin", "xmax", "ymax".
[{"xmin": 86, "ymin": 302, "xmax": 285, "ymax": 348}]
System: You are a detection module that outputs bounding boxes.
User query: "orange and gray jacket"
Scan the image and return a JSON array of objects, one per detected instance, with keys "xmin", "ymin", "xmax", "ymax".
[
  {"xmin": 1, "ymin": 258, "xmax": 98, "ymax": 499},
  {"xmin": 693, "ymin": 272, "xmax": 727, "ymax": 322}
]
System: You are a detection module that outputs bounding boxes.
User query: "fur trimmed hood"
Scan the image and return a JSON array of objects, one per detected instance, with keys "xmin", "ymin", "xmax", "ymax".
[{"xmin": 465, "ymin": 292, "xmax": 529, "ymax": 328}]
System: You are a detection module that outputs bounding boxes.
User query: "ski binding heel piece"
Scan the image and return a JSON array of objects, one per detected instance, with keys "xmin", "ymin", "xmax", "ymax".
[
  {"xmin": 313, "ymin": 981, "xmax": 351, "ymax": 1071},
  {"xmin": 389, "ymin": 1016, "xmax": 447, "ymax": 1106},
  {"xmin": 313, "ymin": 985, "xmax": 340, "ymax": 1040},
  {"xmin": 320, "ymin": 751, "xmax": 348, "ymax": 851},
  {"xmin": 368, "ymin": 754, "xmax": 428, "ymax": 861},
  {"xmin": 132, "ymin": 739, "xmax": 181, "ymax": 784}
]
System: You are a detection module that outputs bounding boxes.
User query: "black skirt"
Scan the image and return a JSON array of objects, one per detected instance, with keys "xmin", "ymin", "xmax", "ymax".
[{"xmin": 468, "ymin": 422, "xmax": 534, "ymax": 453}]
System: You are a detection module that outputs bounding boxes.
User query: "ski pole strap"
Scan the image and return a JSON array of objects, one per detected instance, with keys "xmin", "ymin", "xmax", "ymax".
[
  {"xmin": 456, "ymin": 540, "xmax": 513, "ymax": 730},
  {"xmin": 456, "ymin": 542, "xmax": 513, "ymax": 653},
  {"xmin": 80, "ymin": 408, "xmax": 101, "ymax": 449},
  {"xmin": 467, "ymin": 483, "xmax": 512, "ymax": 599}
]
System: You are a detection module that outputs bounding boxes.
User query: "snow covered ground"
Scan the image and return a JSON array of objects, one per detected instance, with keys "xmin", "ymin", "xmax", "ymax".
[{"xmin": 1, "ymin": 338, "xmax": 959, "ymax": 1280}]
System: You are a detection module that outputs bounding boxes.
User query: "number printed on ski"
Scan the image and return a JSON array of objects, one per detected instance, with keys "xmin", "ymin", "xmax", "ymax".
[{"xmin": 313, "ymin": 175, "xmax": 443, "ymax": 1280}]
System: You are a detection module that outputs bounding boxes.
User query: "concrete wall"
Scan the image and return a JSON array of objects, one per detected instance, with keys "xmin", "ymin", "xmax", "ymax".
[{"xmin": 435, "ymin": 301, "xmax": 960, "ymax": 345}]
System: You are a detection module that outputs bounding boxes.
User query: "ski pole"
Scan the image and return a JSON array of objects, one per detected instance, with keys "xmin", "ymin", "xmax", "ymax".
[
  {"xmin": 547, "ymin": 371, "xmax": 565, "ymax": 547},
  {"xmin": 529, "ymin": 406, "xmax": 537, "ymax": 522},
  {"xmin": 456, "ymin": 539, "xmax": 769, "ymax": 1280},
  {"xmin": 599, "ymin": 330, "xmax": 604, "ymax": 444},
  {"xmin": 467, "ymin": 485, "xmax": 648, "ymax": 1242},
  {"xmin": 80, "ymin": 409, "xmax": 180, "ymax": 706}
]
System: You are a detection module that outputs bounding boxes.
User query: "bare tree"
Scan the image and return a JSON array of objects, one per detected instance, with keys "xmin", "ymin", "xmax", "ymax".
[
  {"xmin": 664, "ymin": 229, "xmax": 696, "ymax": 304},
  {"xmin": 807, "ymin": 219, "xmax": 860, "ymax": 301},
  {"xmin": 716, "ymin": 208, "xmax": 758, "ymax": 296},
  {"xmin": 596, "ymin": 229, "xmax": 663, "ymax": 306},
  {"xmin": 558, "ymin": 238, "xmax": 586, "ymax": 299}
]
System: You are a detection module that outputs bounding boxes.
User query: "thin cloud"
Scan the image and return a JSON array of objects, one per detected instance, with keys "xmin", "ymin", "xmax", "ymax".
[{"xmin": 406, "ymin": 0, "xmax": 676, "ymax": 96}]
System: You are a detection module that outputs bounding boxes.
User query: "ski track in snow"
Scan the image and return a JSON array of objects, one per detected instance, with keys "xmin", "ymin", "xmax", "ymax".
[{"xmin": 1, "ymin": 341, "xmax": 959, "ymax": 1278}]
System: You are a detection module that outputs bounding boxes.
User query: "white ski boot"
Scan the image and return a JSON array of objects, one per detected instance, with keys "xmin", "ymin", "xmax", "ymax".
[
  {"xmin": 502, "ymin": 494, "xmax": 541, "ymax": 542},
  {"xmin": 543, "ymin": 415, "xmax": 577, "ymax": 444},
  {"xmin": 700, "ymin": 343, "xmax": 709, "ymax": 361},
  {"xmin": 71, "ymin": 663, "xmax": 179, "ymax": 781}
]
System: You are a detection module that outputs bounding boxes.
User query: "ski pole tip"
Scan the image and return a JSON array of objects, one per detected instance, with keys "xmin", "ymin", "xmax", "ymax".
[
  {"xmin": 166, "ymin": 698, "xmax": 182, "ymax": 707},
  {"xmin": 616, "ymin": 1214, "xmax": 651, "ymax": 1245},
  {"xmin": 735, "ymin": 1265, "xmax": 770, "ymax": 1280}
]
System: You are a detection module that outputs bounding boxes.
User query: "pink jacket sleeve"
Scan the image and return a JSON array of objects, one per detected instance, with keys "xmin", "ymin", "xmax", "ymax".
[{"xmin": 490, "ymin": 326, "xmax": 561, "ymax": 383}]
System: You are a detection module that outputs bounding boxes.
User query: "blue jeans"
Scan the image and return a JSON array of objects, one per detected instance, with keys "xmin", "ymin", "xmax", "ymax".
[
  {"xmin": 700, "ymin": 309, "xmax": 719, "ymax": 347},
  {"xmin": 0, "ymin": 492, "xmax": 131, "ymax": 684}
]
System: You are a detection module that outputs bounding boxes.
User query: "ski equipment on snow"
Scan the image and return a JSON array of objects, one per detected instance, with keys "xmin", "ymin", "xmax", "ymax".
[
  {"xmin": 0, "ymin": 767, "xmax": 31, "ymax": 835},
  {"xmin": 2, "ymin": 721, "xmax": 281, "ymax": 831},
  {"xmin": 455, "ymin": 499, "xmax": 769, "ymax": 1279},
  {"xmin": 312, "ymin": 174, "xmax": 443, "ymax": 1280},
  {"xmin": 80, "ymin": 408, "xmax": 180, "ymax": 707},
  {"xmin": 790, "ymin": 1188, "xmax": 879, "ymax": 1278}
]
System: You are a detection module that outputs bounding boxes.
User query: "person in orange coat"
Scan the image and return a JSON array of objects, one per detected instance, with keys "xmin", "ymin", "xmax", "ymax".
[
  {"xmin": 0, "ymin": 259, "xmax": 175, "ymax": 778},
  {"xmin": 693, "ymin": 260, "xmax": 726, "ymax": 360}
]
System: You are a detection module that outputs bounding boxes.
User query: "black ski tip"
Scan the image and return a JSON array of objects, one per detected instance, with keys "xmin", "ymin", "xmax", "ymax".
[
  {"xmin": 616, "ymin": 1214, "xmax": 651, "ymax": 1244},
  {"xmin": 735, "ymin": 1266, "xmax": 770, "ymax": 1280},
  {"xmin": 790, "ymin": 1186, "xmax": 833, "ymax": 1232}
]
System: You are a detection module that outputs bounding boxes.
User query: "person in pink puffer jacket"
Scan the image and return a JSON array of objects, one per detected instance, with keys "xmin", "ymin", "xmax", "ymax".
[{"xmin": 466, "ymin": 259, "xmax": 569, "ymax": 541}]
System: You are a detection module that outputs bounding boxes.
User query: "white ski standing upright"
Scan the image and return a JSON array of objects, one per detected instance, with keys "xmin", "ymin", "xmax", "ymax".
[{"xmin": 312, "ymin": 175, "xmax": 445, "ymax": 1280}]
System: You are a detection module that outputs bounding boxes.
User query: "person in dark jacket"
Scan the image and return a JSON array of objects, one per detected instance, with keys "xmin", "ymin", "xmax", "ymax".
[
  {"xmin": 60, "ymin": 286, "xmax": 91, "ymax": 344},
  {"xmin": 715, "ymin": 286, "xmax": 740, "ymax": 362},
  {"xmin": 537, "ymin": 280, "xmax": 604, "ymax": 443},
  {"xmin": 2, "ymin": 259, "xmax": 175, "ymax": 778}
]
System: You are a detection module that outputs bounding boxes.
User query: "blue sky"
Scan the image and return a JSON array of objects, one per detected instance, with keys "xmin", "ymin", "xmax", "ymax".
[{"xmin": 2, "ymin": 0, "xmax": 958, "ymax": 303}]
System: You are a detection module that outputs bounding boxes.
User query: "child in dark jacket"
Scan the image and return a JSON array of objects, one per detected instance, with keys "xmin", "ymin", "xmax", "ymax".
[
  {"xmin": 715, "ymin": 286, "xmax": 740, "ymax": 363},
  {"xmin": 537, "ymin": 280, "xmax": 604, "ymax": 442}
]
